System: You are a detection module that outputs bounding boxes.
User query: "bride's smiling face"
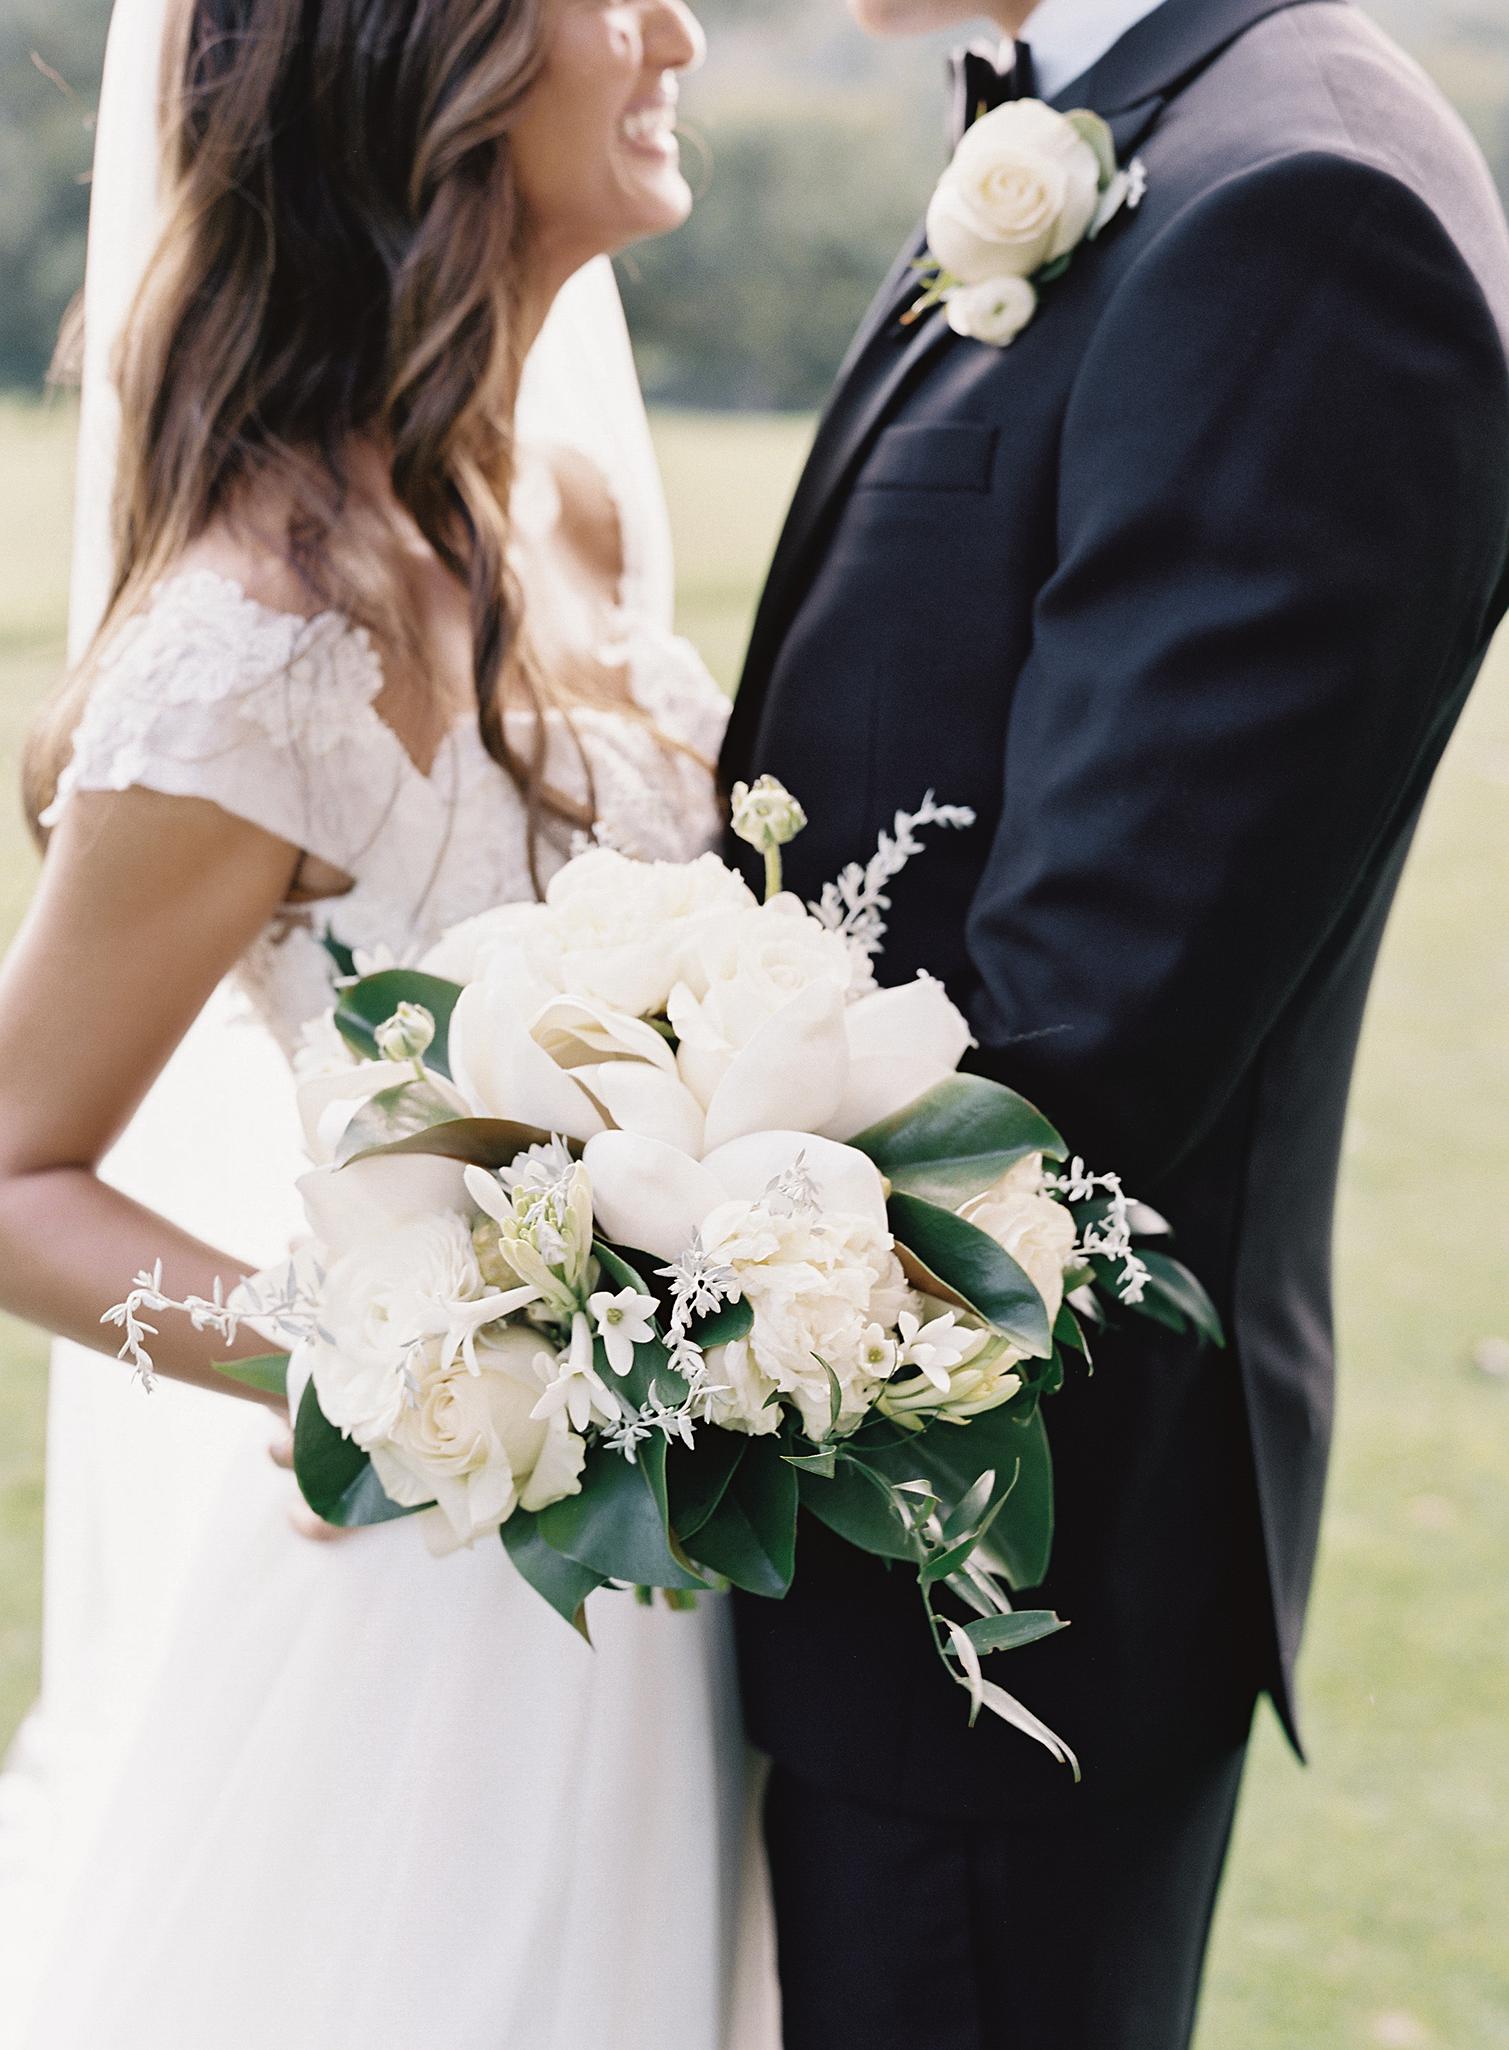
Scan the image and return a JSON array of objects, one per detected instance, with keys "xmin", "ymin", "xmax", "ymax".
[{"xmin": 511, "ymin": 0, "xmax": 705, "ymax": 277}]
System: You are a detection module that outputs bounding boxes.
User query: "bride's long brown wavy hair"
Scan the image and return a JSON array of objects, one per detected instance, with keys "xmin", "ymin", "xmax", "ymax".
[{"xmin": 27, "ymin": 0, "xmax": 605, "ymax": 868}]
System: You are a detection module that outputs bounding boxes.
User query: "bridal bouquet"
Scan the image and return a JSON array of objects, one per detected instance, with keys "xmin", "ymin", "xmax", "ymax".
[{"xmin": 111, "ymin": 780, "xmax": 1219, "ymax": 1767}]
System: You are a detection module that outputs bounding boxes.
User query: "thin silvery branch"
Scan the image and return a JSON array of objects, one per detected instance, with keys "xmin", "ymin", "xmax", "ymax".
[
  {"xmin": 102, "ymin": 1256, "xmax": 320, "ymax": 1392},
  {"xmin": 809, "ymin": 792, "xmax": 975, "ymax": 964}
]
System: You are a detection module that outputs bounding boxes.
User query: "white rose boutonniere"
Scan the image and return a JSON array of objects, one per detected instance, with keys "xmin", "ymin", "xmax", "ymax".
[{"xmin": 912, "ymin": 101, "xmax": 1148, "ymax": 348}]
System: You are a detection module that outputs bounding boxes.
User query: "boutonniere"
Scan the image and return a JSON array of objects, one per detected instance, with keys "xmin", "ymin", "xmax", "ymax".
[{"xmin": 907, "ymin": 101, "xmax": 1148, "ymax": 348}]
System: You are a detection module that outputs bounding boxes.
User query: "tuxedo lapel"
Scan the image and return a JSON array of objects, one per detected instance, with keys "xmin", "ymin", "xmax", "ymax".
[{"xmin": 723, "ymin": 0, "xmax": 1317, "ymax": 780}]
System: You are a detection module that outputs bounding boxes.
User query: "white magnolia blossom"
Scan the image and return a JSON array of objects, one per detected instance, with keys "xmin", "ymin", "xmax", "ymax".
[
  {"xmin": 370, "ymin": 1324, "xmax": 587, "ymax": 1550},
  {"xmin": 959, "ymin": 1153, "xmax": 1078, "ymax": 1340}
]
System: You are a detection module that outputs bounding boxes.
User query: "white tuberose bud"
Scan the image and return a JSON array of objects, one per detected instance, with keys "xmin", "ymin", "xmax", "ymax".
[
  {"xmin": 374, "ymin": 1002, "xmax": 436, "ymax": 1063},
  {"xmin": 730, "ymin": 775, "xmax": 808, "ymax": 855}
]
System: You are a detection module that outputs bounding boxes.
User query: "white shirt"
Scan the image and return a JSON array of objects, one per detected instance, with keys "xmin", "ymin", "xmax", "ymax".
[{"xmin": 1022, "ymin": 0, "xmax": 1172, "ymax": 101}]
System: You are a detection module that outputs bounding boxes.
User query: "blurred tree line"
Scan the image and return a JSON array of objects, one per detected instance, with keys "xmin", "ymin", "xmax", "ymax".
[{"xmin": 3, "ymin": 0, "xmax": 1508, "ymax": 406}]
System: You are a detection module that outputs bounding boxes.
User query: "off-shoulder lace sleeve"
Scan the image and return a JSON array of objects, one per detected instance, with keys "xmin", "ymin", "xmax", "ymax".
[{"xmin": 41, "ymin": 569, "xmax": 403, "ymax": 875}]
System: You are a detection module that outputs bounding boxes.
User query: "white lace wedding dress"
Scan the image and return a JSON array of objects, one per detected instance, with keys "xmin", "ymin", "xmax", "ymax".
[{"xmin": 0, "ymin": 555, "xmax": 779, "ymax": 2050}]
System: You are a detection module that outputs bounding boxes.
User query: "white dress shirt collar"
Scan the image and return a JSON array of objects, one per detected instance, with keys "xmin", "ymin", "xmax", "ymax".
[{"xmin": 1019, "ymin": 0, "xmax": 1172, "ymax": 102}]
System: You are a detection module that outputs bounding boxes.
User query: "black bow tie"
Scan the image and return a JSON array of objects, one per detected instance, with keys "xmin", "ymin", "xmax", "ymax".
[{"xmin": 948, "ymin": 39, "xmax": 1038, "ymax": 146}]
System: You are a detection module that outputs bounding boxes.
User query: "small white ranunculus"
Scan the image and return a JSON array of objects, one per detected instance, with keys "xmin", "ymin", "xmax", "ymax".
[
  {"xmin": 927, "ymin": 99, "xmax": 1102, "ymax": 283},
  {"xmin": 945, "ymin": 275, "xmax": 1038, "ymax": 348},
  {"xmin": 370, "ymin": 1324, "xmax": 587, "ymax": 1549},
  {"xmin": 729, "ymin": 775, "xmax": 809, "ymax": 854},
  {"xmin": 959, "ymin": 1153, "xmax": 1077, "ymax": 1337}
]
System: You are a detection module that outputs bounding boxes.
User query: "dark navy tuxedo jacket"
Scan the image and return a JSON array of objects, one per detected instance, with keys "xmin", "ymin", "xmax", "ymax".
[{"xmin": 720, "ymin": 0, "xmax": 1509, "ymax": 1815}]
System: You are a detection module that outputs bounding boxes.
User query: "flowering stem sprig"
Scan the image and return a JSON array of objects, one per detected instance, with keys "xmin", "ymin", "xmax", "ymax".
[{"xmin": 1050, "ymin": 1156, "xmax": 1151, "ymax": 1305}]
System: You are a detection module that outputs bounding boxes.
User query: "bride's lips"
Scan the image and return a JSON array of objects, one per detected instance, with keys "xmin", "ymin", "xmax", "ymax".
[{"xmin": 619, "ymin": 87, "xmax": 680, "ymax": 163}]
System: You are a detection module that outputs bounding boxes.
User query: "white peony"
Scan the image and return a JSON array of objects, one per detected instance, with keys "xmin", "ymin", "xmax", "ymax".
[
  {"xmin": 697, "ymin": 1196, "xmax": 909, "ymax": 1443},
  {"xmin": 369, "ymin": 1324, "xmax": 587, "ymax": 1549},
  {"xmin": 958, "ymin": 1153, "xmax": 1077, "ymax": 1337},
  {"xmin": 927, "ymin": 99, "xmax": 1102, "ymax": 284}
]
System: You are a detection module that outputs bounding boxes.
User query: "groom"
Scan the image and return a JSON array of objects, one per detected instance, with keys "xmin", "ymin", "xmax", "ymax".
[{"xmin": 721, "ymin": 0, "xmax": 1509, "ymax": 2044}]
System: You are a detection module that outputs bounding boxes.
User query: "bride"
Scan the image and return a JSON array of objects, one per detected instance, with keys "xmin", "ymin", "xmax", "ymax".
[{"xmin": 0, "ymin": 0, "xmax": 778, "ymax": 2043}]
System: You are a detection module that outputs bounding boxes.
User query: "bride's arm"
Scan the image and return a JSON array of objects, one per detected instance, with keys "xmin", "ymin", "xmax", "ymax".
[{"xmin": 0, "ymin": 783, "xmax": 304, "ymax": 1408}]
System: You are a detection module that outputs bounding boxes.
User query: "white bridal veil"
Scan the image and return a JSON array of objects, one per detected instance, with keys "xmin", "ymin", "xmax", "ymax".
[{"xmin": 0, "ymin": 0, "xmax": 677, "ymax": 1996}]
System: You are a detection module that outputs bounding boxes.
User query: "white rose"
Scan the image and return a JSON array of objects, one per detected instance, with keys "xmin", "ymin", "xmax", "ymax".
[
  {"xmin": 959, "ymin": 1153, "xmax": 1077, "ymax": 1335},
  {"xmin": 306, "ymin": 1210, "xmax": 492, "ymax": 1447},
  {"xmin": 945, "ymin": 275, "xmax": 1038, "ymax": 347},
  {"xmin": 698, "ymin": 1197, "xmax": 909, "ymax": 1442},
  {"xmin": 927, "ymin": 100, "xmax": 1102, "ymax": 283},
  {"xmin": 370, "ymin": 1324, "xmax": 587, "ymax": 1549},
  {"xmin": 668, "ymin": 900, "xmax": 859, "ymax": 1150}
]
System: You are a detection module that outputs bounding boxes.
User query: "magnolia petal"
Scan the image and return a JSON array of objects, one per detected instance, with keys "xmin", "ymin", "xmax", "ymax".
[
  {"xmin": 576, "ymin": 1060, "xmax": 707, "ymax": 1156},
  {"xmin": 296, "ymin": 1059, "xmax": 421, "ymax": 1165},
  {"xmin": 701, "ymin": 1130, "xmax": 891, "ymax": 1236},
  {"xmin": 298, "ymin": 1154, "xmax": 469, "ymax": 1258},
  {"xmin": 823, "ymin": 976, "xmax": 974, "ymax": 1142},
  {"xmin": 529, "ymin": 992, "xmax": 677, "ymax": 1075},
  {"xmin": 449, "ymin": 978, "xmax": 606, "ymax": 1140},
  {"xmin": 582, "ymin": 1130, "xmax": 725, "ymax": 1263},
  {"xmin": 699, "ymin": 979, "xmax": 850, "ymax": 1155}
]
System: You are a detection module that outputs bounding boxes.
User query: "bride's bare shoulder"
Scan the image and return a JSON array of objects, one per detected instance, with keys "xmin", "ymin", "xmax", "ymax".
[
  {"xmin": 166, "ymin": 522, "xmax": 325, "ymax": 621},
  {"xmin": 538, "ymin": 443, "xmax": 626, "ymax": 603}
]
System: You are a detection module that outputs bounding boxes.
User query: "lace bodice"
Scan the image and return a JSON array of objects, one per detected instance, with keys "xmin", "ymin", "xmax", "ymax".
[{"xmin": 42, "ymin": 568, "xmax": 730, "ymax": 1055}]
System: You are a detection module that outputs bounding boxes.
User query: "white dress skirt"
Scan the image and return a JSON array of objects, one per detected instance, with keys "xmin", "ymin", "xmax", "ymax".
[{"xmin": 0, "ymin": 568, "xmax": 781, "ymax": 2050}]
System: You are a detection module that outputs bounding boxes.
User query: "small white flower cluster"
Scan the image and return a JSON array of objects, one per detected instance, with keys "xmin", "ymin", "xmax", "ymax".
[{"xmin": 1051, "ymin": 1156, "xmax": 1151, "ymax": 1305}]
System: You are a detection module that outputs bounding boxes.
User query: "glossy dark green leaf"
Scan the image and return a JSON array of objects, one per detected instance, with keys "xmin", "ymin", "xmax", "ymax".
[
  {"xmin": 334, "ymin": 970, "xmax": 464, "ymax": 1078},
  {"xmin": 888, "ymin": 1191, "xmax": 1053, "ymax": 1358},
  {"xmin": 783, "ymin": 1447, "xmax": 837, "ymax": 1479},
  {"xmin": 684, "ymin": 1437, "xmax": 798, "ymax": 1597},
  {"xmin": 591, "ymin": 1244, "xmax": 688, "ymax": 1412},
  {"xmin": 870, "ymin": 1398, "xmax": 1055, "ymax": 1590},
  {"xmin": 798, "ymin": 1456, "xmax": 914, "ymax": 1563},
  {"xmin": 687, "ymin": 1296, "xmax": 754, "ymax": 1349},
  {"xmin": 320, "ymin": 927, "xmax": 357, "ymax": 980},
  {"xmin": 852, "ymin": 1073, "xmax": 1066, "ymax": 1206},
  {"xmin": 1133, "ymin": 1249, "xmax": 1226, "ymax": 1347},
  {"xmin": 667, "ymin": 1432, "xmax": 746, "ymax": 1538},
  {"xmin": 333, "ymin": 1079, "xmax": 470, "ymax": 1168},
  {"xmin": 293, "ymin": 1380, "xmax": 425, "ymax": 1528},
  {"xmin": 537, "ymin": 1444, "xmax": 704, "ymax": 1591},
  {"xmin": 212, "ymin": 1352, "xmax": 288, "ymax": 1399},
  {"xmin": 342, "ymin": 1116, "xmax": 567, "ymax": 1172},
  {"xmin": 1053, "ymin": 1303, "xmax": 1090, "ymax": 1360},
  {"xmin": 962, "ymin": 1610, "xmax": 1069, "ymax": 1656},
  {"xmin": 500, "ymin": 1512, "xmax": 604, "ymax": 1638}
]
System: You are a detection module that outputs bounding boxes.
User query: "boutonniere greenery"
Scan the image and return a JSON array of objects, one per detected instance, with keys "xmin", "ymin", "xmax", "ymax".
[{"xmin": 908, "ymin": 101, "xmax": 1148, "ymax": 347}]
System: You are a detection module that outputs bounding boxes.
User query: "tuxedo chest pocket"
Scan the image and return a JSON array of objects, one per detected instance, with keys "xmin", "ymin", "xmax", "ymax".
[{"xmin": 854, "ymin": 423, "xmax": 998, "ymax": 493}]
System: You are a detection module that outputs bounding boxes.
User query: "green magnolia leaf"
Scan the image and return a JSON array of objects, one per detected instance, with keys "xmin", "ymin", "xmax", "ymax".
[
  {"xmin": 1053, "ymin": 1303, "xmax": 1090, "ymax": 1360},
  {"xmin": 1134, "ymin": 1249, "xmax": 1226, "ymax": 1347},
  {"xmin": 342, "ymin": 1116, "xmax": 568, "ymax": 1173},
  {"xmin": 888, "ymin": 1191, "xmax": 1053, "ymax": 1358},
  {"xmin": 333, "ymin": 1079, "xmax": 469, "ymax": 1168},
  {"xmin": 687, "ymin": 1296, "xmax": 754, "ymax": 1349},
  {"xmin": 668, "ymin": 1433, "xmax": 746, "ymax": 1538},
  {"xmin": 320, "ymin": 927, "xmax": 357, "ymax": 980},
  {"xmin": 1065, "ymin": 107, "xmax": 1117, "ymax": 187},
  {"xmin": 851, "ymin": 1074, "xmax": 1066, "ymax": 1207},
  {"xmin": 962, "ymin": 1609, "xmax": 1069, "ymax": 1656},
  {"xmin": 213, "ymin": 1351, "xmax": 289, "ymax": 1399},
  {"xmin": 1034, "ymin": 252, "xmax": 1074, "ymax": 285},
  {"xmin": 537, "ymin": 1443, "xmax": 704, "ymax": 1591},
  {"xmin": 684, "ymin": 1436, "xmax": 798, "ymax": 1598},
  {"xmin": 334, "ymin": 970, "xmax": 464, "ymax": 1077},
  {"xmin": 798, "ymin": 1455, "xmax": 914, "ymax": 1562},
  {"xmin": 292, "ymin": 1380, "xmax": 424, "ymax": 1528},
  {"xmin": 500, "ymin": 1512, "xmax": 604, "ymax": 1638}
]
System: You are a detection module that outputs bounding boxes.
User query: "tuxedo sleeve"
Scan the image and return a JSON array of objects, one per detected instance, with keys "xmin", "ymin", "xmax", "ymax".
[{"xmin": 963, "ymin": 149, "xmax": 1509, "ymax": 1186}]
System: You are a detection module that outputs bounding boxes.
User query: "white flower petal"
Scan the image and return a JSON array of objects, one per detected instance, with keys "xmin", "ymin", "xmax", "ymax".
[
  {"xmin": 699, "ymin": 979, "xmax": 850, "ymax": 1154},
  {"xmin": 701, "ymin": 1130, "xmax": 891, "ymax": 1237},
  {"xmin": 583, "ymin": 1130, "xmax": 725, "ymax": 1263},
  {"xmin": 574, "ymin": 1059, "xmax": 707, "ymax": 1155},
  {"xmin": 449, "ymin": 977, "xmax": 606, "ymax": 1140},
  {"xmin": 823, "ymin": 975, "xmax": 974, "ymax": 1141}
]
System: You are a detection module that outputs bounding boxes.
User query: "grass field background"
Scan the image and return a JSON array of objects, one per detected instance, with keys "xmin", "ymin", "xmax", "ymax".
[{"xmin": 1, "ymin": 398, "xmax": 1506, "ymax": 2047}]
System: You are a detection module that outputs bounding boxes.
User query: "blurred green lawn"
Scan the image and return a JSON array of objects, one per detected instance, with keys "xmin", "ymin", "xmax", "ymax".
[{"xmin": 1, "ymin": 398, "xmax": 1506, "ymax": 2048}]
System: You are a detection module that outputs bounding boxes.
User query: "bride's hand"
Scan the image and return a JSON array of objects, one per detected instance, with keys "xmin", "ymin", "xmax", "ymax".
[{"xmin": 268, "ymin": 1420, "xmax": 354, "ymax": 1543}]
